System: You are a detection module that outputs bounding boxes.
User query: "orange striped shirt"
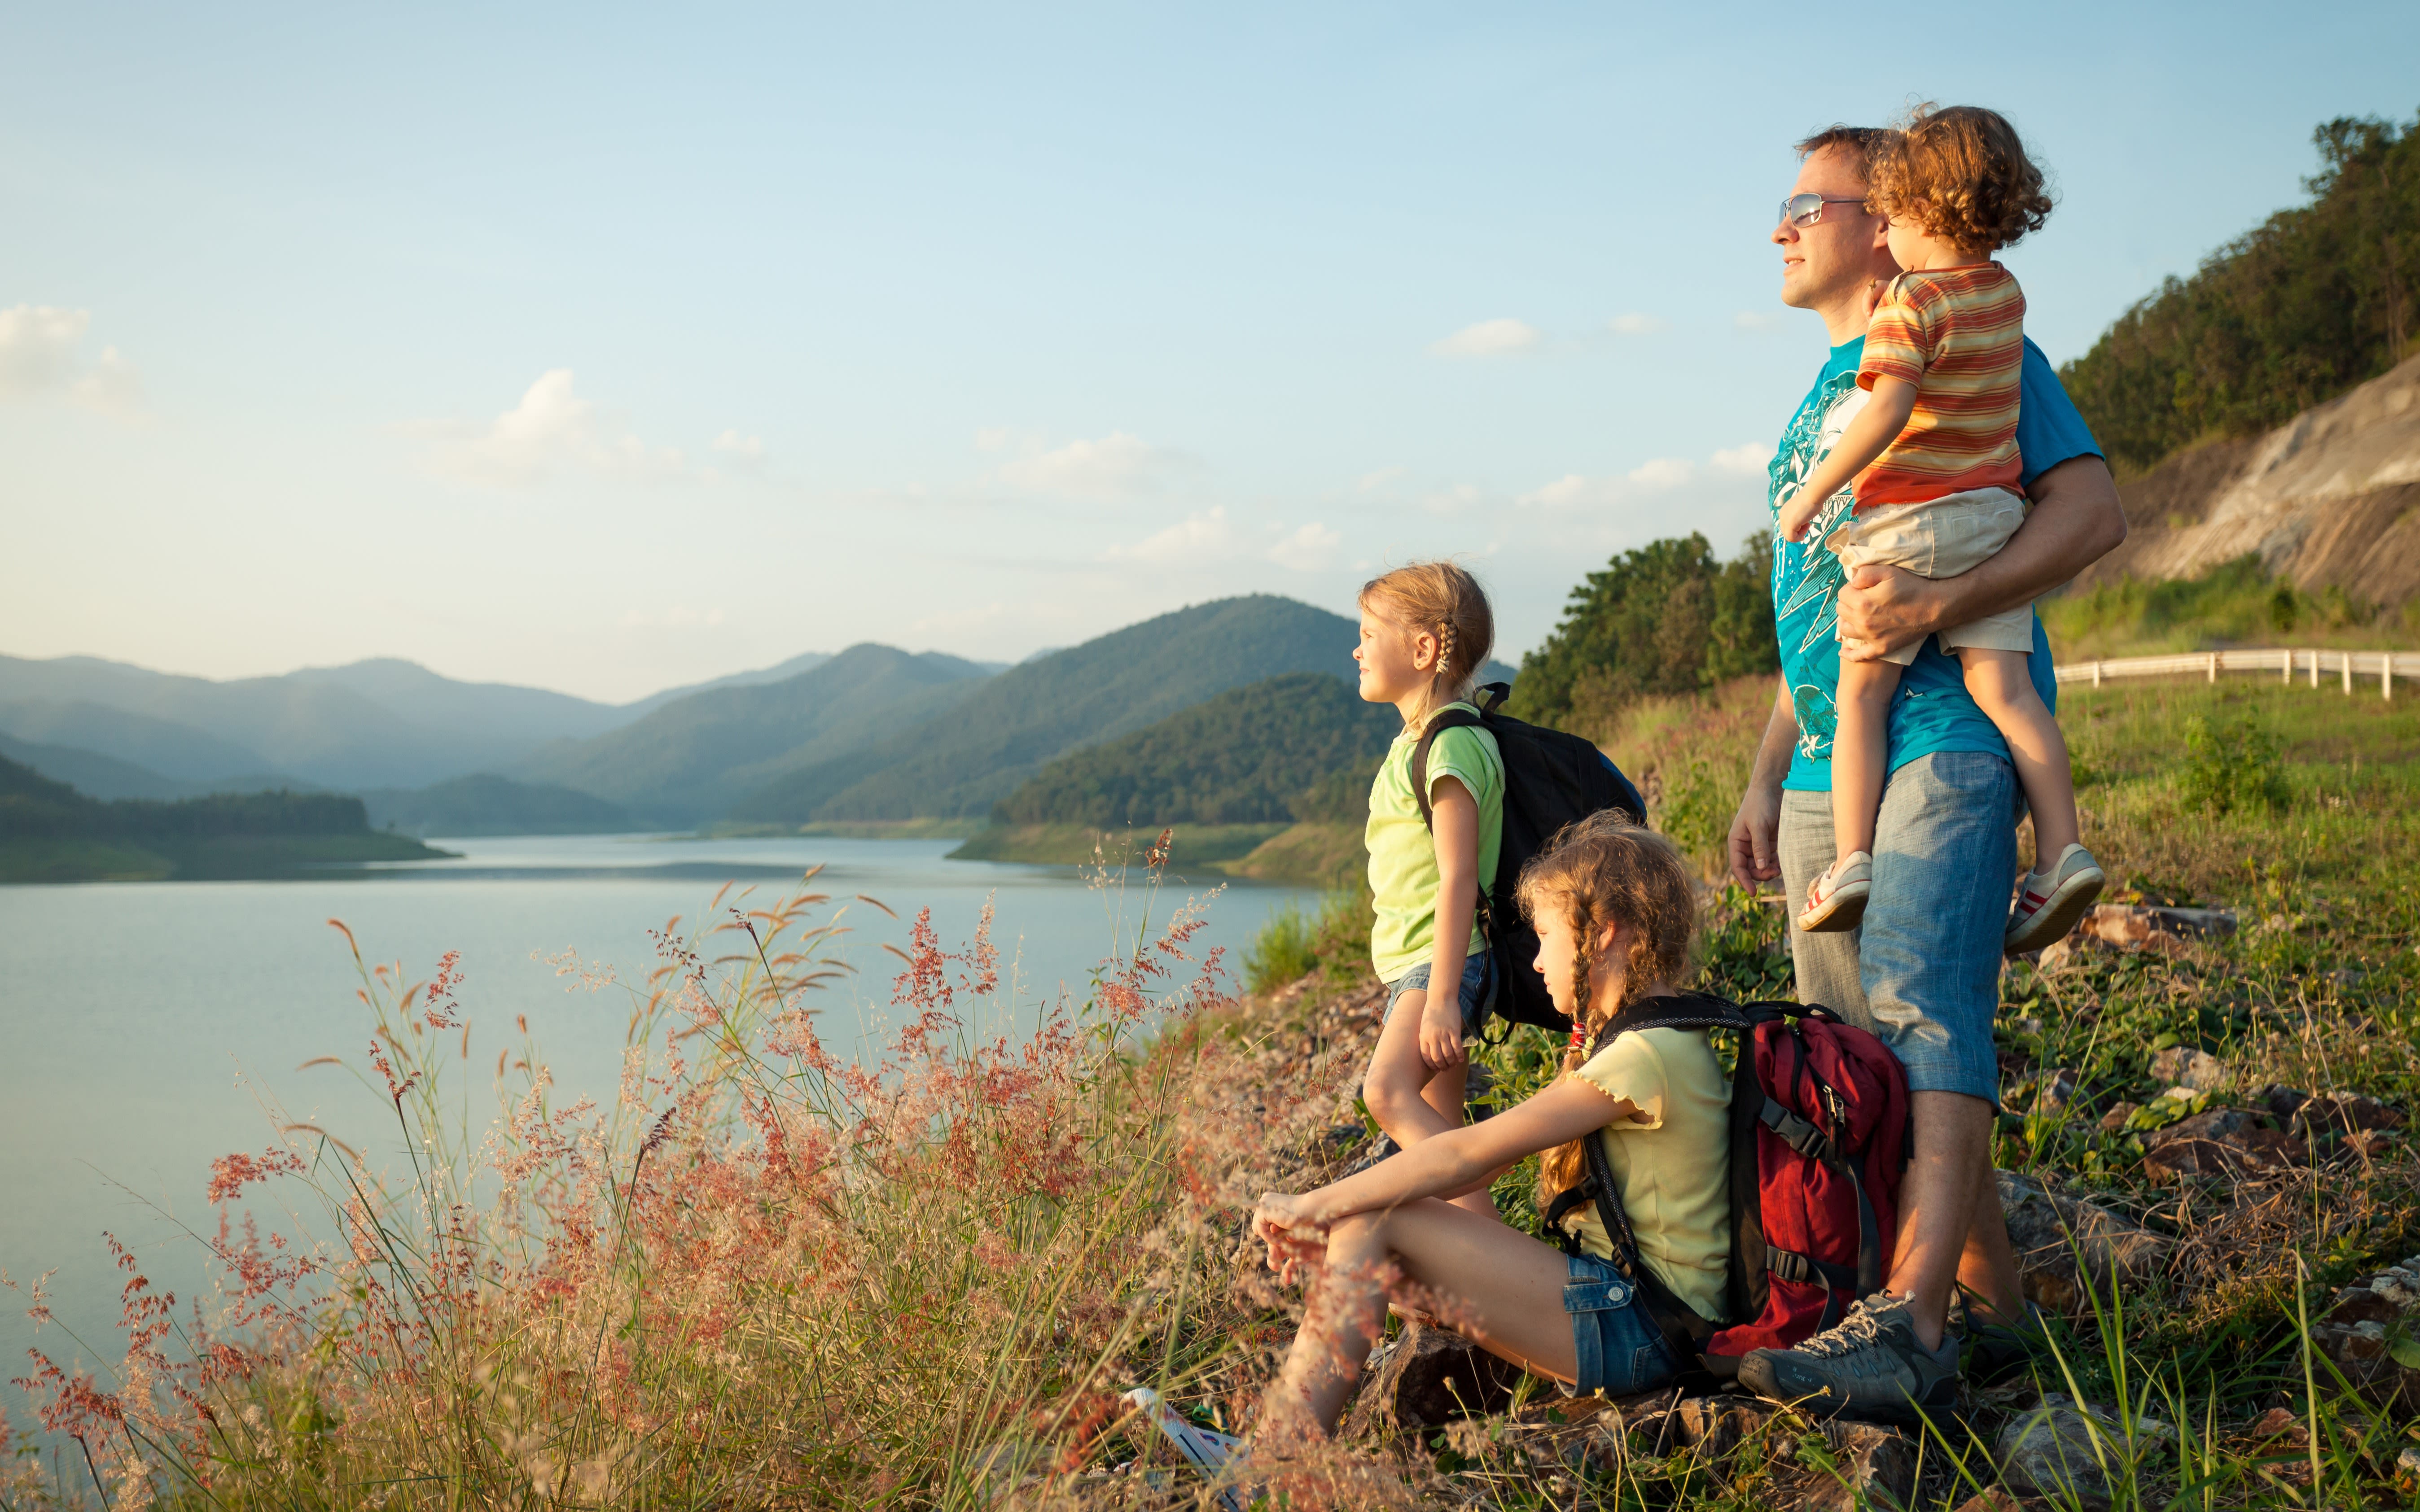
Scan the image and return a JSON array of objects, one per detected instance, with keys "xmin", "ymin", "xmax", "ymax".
[{"xmin": 1854, "ymin": 262, "xmax": 2026, "ymax": 507}]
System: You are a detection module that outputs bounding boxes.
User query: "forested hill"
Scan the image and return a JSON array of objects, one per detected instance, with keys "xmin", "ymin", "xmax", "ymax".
[
  {"xmin": 987, "ymin": 672, "xmax": 1399, "ymax": 828},
  {"xmin": 0, "ymin": 755, "xmax": 444, "ymax": 880},
  {"xmin": 2061, "ymin": 111, "xmax": 2418, "ymax": 475},
  {"xmin": 728, "ymin": 595, "xmax": 1370, "ymax": 825}
]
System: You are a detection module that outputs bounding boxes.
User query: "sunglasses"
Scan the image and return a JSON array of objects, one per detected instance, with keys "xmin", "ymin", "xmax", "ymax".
[{"xmin": 1779, "ymin": 192, "xmax": 1868, "ymax": 229}]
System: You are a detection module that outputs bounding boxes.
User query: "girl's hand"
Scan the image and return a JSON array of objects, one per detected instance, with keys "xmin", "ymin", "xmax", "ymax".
[
  {"xmin": 1419, "ymin": 996, "xmax": 1466, "ymax": 1072},
  {"xmin": 1776, "ymin": 488, "xmax": 1815, "ymax": 542},
  {"xmin": 1253, "ymin": 1192, "xmax": 1328, "ymax": 1281}
]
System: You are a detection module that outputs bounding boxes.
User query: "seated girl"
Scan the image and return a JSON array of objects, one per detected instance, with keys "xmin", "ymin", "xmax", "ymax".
[{"xmin": 1250, "ymin": 813, "xmax": 1731, "ymax": 1441}]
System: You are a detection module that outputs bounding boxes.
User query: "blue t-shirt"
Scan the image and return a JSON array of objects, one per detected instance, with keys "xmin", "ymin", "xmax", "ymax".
[{"xmin": 1769, "ymin": 336, "xmax": 2101, "ymax": 791}]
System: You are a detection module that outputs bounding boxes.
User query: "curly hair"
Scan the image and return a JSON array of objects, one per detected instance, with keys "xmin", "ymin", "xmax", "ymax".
[
  {"xmin": 1359, "ymin": 560, "xmax": 1496, "ymax": 730},
  {"xmin": 1866, "ymin": 103, "xmax": 2053, "ymax": 253},
  {"xmin": 1515, "ymin": 812, "xmax": 1699, "ymax": 1214}
]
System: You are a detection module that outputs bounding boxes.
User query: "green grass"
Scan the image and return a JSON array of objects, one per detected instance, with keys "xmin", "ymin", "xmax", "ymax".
[
  {"xmin": 0, "ymin": 830, "xmax": 447, "ymax": 883},
  {"xmin": 2043, "ymin": 554, "xmax": 2420, "ymax": 661}
]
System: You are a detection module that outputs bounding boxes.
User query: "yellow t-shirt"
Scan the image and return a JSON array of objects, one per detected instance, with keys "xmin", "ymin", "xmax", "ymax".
[
  {"xmin": 1553, "ymin": 1025, "xmax": 1732, "ymax": 1322},
  {"xmin": 1363, "ymin": 704, "xmax": 1504, "ymax": 983}
]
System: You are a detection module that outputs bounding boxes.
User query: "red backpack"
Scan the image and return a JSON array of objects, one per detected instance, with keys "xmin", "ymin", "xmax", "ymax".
[{"xmin": 1542, "ymin": 992, "xmax": 1910, "ymax": 1381}]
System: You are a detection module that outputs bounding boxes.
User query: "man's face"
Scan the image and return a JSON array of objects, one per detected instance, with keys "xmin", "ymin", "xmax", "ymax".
[{"xmin": 1775, "ymin": 146, "xmax": 1892, "ymax": 311}]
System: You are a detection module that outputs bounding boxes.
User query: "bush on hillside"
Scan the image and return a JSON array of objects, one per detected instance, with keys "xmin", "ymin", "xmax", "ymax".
[
  {"xmin": 1511, "ymin": 534, "xmax": 1776, "ymax": 734},
  {"xmin": 2040, "ymin": 554, "xmax": 2384, "ymax": 659},
  {"xmin": 2061, "ymin": 111, "xmax": 2419, "ymax": 474}
]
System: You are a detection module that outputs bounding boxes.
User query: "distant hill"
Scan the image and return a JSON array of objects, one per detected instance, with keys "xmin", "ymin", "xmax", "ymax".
[
  {"xmin": 0, "ymin": 698, "xmax": 284, "ymax": 782},
  {"xmin": 0, "ymin": 755, "xmax": 443, "ymax": 881},
  {"xmin": 519, "ymin": 644, "xmax": 996, "ymax": 826},
  {"xmin": 0, "ymin": 731, "xmax": 303, "ymax": 801},
  {"xmin": 359, "ymin": 773, "xmax": 638, "ymax": 837},
  {"xmin": 728, "ymin": 596, "xmax": 1366, "ymax": 825},
  {"xmin": 615, "ymin": 651, "xmax": 833, "ymax": 720},
  {"xmin": 0, "ymin": 655, "xmax": 637, "ymax": 790},
  {"xmin": 988, "ymin": 672, "xmax": 1398, "ymax": 827}
]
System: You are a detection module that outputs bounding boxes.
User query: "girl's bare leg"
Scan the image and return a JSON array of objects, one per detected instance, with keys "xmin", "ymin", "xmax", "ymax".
[
  {"xmin": 1360, "ymin": 994, "xmax": 1495, "ymax": 1215},
  {"xmin": 1260, "ymin": 1200, "xmax": 1576, "ymax": 1442},
  {"xmin": 1828, "ymin": 657, "xmax": 1904, "ymax": 860},
  {"xmin": 1958, "ymin": 648, "xmax": 2081, "ymax": 857}
]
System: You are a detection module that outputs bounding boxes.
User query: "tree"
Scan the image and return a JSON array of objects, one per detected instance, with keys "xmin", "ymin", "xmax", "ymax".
[{"xmin": 1511, "ymin": 533, "xmax": 1777, "ymax": 734}]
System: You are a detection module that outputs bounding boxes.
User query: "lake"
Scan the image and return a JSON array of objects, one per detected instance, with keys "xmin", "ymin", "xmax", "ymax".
[{"xmin": 0, "ymin": 834, "xmax": 1320, "ymax": 1434}]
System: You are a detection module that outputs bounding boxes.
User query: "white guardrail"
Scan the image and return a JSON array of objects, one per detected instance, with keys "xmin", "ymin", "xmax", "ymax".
[{"xmin": 2054, "ymin": 647, "xmax": 2419, "ymax": 699}]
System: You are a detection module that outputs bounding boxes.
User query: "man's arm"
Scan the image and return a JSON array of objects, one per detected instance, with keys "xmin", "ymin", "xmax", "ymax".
[
  {"xmin": 1836, "ymin": 453, "xmax": 2127, "ymax": 660},
  {"xmin": 1727, "ymin": 676, "xmax": 1798, "ymax": 888}
]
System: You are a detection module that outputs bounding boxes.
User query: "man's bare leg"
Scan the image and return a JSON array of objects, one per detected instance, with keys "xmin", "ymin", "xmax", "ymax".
[{"xmin": 1885, "ymin": 1090, "xmax": 2016, "ymax": 1350}]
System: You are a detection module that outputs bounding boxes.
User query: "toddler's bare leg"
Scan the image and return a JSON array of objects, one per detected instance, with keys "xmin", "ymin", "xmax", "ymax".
[
  {"xmin": 1828, "ymin": 657, "xmax": 1903, "ymax": 860},
  {"xmin": 1959, "ymin": 649, "xmax": 2081, "ymax": 858}
]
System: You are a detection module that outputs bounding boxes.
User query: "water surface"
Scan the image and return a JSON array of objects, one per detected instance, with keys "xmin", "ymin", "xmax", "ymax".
[{"xmin": 0, "ymin": 834, "xmax": 1314, "ymax": 1433}]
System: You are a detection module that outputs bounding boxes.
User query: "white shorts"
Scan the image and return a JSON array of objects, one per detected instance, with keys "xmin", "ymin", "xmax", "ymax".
[{"xmin": 1825, "ymin": 487, "xmax": 2034, "ymax": 666}]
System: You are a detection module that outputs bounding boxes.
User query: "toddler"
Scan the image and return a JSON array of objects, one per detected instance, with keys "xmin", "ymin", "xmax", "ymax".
[
  {"xmin": 1354, "ymin": 561, "xmax": 1504, "ymax": 1215},
  {"xmin": 1776, "ymin": 104, "xmax": 2102, "ymax": 952}
]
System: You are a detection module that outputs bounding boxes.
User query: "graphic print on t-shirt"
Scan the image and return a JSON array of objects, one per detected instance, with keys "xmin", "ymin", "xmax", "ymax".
[{"xmin": 1767, "ymin": 366, "xmax": 1867, "ymax": 763}]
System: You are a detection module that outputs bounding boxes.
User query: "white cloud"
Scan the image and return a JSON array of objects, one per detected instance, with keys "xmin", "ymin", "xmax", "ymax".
[
  {"xmin": 1109, "ymin": 506, "xmax": 1232, "ymax": 562},
  {"xmin": 973, "ymin": 425, "xmax": 1014, "ymax": 452},
  {"xmin": 1607, "ymin": 313, "xmax": 1666, "ymax": 336},
  {"xmin": 711, "ymin": 429, "xmax": 765, "ymax": 461},
  {"xmin": 1734, "ymin": 310, "xmax": 1788, "ymax": 332},
  {"xmin": 1356, "ymin": 464, "xmax": 1408, "ymax": 493},
  {"xmin": 0, "ymin": 305, "xmax": 145, "ymax": 416},
  {"xmin": 1267, "ymin": 521, "xmax": 1342, "ymax": 572},
  {"xmin": 1710, "ymin": 442, "xmax": 1773, "ymax": 476},
  {"xmin": 1518, "ymin": 444, "xmax": 1772, "ymax": 509},
  {"xmin": 422, "ymin": 369, "xmax": 689, "ymax": 486},
  {"xmin": 995, "ymin": 431, "xmax": 1185, "ymax": 500},
  {"xmin": 1431, "ymin": 318, "xmax": 1542, "ymax": 358}
]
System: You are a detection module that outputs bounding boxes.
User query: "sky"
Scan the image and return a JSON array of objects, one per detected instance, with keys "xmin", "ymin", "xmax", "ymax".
[{"xmin": 5, "ymin": 2, "xmax": 2416, "ymax": 706}]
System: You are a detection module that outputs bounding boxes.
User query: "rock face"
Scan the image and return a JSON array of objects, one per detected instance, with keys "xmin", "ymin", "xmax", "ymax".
[
  {"xmin": 2315, "ymin": 1254, "xmax": 2420, "ymax": 1417},
  {"xmin": 1998, "ymin": 1171, "xmax": 2171, "ymax": 1314},
  {"xmin": 2072, "ymin": 350, "xmax": 2420, "ymax": 611}
]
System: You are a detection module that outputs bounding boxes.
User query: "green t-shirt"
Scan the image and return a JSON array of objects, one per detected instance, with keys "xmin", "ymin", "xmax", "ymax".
[{"xmin": 1364, "ymin": 703, "xmax": 1504, "ymax": 983}]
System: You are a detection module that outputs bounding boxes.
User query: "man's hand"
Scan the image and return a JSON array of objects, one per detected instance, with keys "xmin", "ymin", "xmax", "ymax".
[
  {"xmin": 1837, "ymin": 561, "xmax": 1947, "ymax": 662},
  {"xmin": 1419, "ymin": 994, "xmax": 1466, "ymax": 1072},
  {"xmin": 1727, "ymin": 780, "xmax": 1783, "ymax": 888}
]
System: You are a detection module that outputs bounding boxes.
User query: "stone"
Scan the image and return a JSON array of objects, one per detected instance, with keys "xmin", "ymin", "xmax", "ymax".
[
  {"xmin": 1672, "ymin": 1396, "xmax": 1769, "ymax": 1459},
  {"xmin": 1998, "ymin": 1171, "xmax": 2171, "ymax": 1315},
  {"xmin": 2396, "ymin": 1443, "xmax": 2420, "ymax": 1493},
  {"xmin": 2030, "ymin": 1067, "xmax": 2081, "ymax": 1115},
  {"xmin": 2143, "ymin": 1137, "xmax": 2265, "ymax": 1181},
  {"xmin": 2247, "ymin": 1406, "xmax": 2306, "ymax": 1445},
  {"xmin": 2095, "ymin": 1101, "xmax": 2141, "ymax": 1136},
  {"xmin": 1802, "ymin": 1420, "xmax": 1916, "ymax": 1512},
  {"xmin": 2313, "ymin": 1255, "xmax": 2420, "ymax": 1417},
  {"xmin": 2260, "ymin": 1084, "xmax": 2311, "ymax": 1121},
  {"xmin": 2348, "ymin": 1128, "xmax": 2402, "ymax": 1160},
  {"xmin": 1997, "ymin": 1396, "xmax": 2173, "ymax": 1511},
  {"xmin": 2297, "ymin": 1091, "xmax": 2404, "ymax": 1136},
  {"xmin": 2148, "ymin": 1046, "xmax": 2227, "ymax": 1092},
  {"xmin": 1365, "ymin": 1320, "xmax": 1522, "ymax": 1428},
  {"xmin": 2156, "ymin": 1106, "xmax": 2248, "ymax": 1143}
]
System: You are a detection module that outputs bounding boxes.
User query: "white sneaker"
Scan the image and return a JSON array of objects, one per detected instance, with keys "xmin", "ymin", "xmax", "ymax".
[
  {"xmin": 2005, "ymin": 844, "xmax": 2106, "ymax": 954},
  {"xmin": 1124, "ymin": 1388, "xmax": 1246, "ymax": 1509}
]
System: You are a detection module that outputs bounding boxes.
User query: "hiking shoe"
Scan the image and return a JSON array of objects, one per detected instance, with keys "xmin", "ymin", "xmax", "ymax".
[
  {"xmin": 1797, "ymin": 851, "xmax": 1873, "ymax": 933},
  {"xmin": 1735, "ymin": 1291, "xmax": 1960, "ymax": 1423},
  {"xmin": 1948, "ymin": 1294, "xmax": 2050, "ymax": 1387},
  {"xmin": 2004, "ymin": 844, "xmax": 2106, "ymax": 953}
]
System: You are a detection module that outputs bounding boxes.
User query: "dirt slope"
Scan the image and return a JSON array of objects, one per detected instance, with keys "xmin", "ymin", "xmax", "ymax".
[{"xmin": 2074, "ymin": 351, "xmax": 2420, "ymax": 608}]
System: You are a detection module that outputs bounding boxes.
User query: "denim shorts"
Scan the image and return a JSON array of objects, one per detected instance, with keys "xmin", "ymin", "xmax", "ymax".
[
  {"xmin": 1562, "ymin": 1251, "xmax": 1677, "ymax": 1397},
  {"xmin": 1382, "ymin": 953, "xmax": 1493, "ymax": 1039},
  {"xmin": 1777, "ymin": 749, "xmax": 2017, "ymax": 1105}
]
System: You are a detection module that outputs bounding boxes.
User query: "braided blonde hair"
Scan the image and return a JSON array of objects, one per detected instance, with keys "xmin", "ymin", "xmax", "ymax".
[
  {"xmin": 1359, "ymin": 561, "xmax": 1495, "ymax": 730},
  {"xmin": 1515, "ymin": 813, "xmax": 1699, "ymax": 1215}
]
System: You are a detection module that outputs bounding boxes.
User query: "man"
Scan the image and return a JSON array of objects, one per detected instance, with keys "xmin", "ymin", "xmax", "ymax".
[{"xmin": 1725, "ymin": 126, "xmax": 2127, "ymax": 1417}]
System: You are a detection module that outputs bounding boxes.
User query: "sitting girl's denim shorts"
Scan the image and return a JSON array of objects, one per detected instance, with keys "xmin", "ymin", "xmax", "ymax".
[
  {"xmin": 1561, "ymin": 1252, "xmax": 1678, "ymax": 1397},
  {"xmin": 1382, "ymin": 953, "xmax": 1493, "ymax": 1039}
]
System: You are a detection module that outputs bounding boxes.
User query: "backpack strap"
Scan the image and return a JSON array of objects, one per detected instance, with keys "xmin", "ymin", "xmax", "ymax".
[{"xmin": 1408, "ymin": 706, "xmax": 1488, "ymax": 830}]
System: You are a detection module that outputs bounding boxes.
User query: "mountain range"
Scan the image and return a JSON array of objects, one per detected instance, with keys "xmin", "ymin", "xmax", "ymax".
[{"xmin": 2, "ymin": 596, "xmax": 1500, "ymax": 836}]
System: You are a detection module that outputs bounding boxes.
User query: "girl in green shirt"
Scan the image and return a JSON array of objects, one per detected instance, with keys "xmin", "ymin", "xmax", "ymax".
[{"xmin": 1353, "ymin": 562, "xmax": 1505, "ymax": 1216}]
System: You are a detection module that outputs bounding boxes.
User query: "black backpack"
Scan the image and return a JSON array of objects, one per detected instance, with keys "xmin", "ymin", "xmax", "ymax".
[{"xmin": 1410, "ymin": 681, "xmax": 1649, "ymax": 1037}]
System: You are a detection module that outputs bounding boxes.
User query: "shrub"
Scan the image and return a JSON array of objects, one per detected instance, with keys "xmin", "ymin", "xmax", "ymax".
[
  {"xmin": 2180, "ymin": 713, "xmax": 2291, "ymax": 816},
  {"xmin": 1242, "ymin": 900, "xmax": 1321, "ymax": 994}
]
